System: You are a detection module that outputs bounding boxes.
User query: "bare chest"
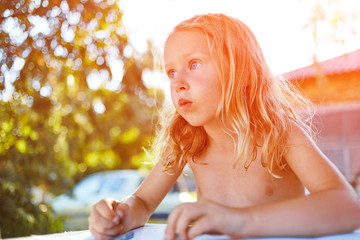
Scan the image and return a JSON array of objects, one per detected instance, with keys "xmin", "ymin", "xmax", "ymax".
[{"xmin": 188, "ymin": 154, "xmax": 304, "ymax": 208}]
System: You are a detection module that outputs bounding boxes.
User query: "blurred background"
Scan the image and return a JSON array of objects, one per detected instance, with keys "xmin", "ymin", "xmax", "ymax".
[{"xmin": 0, "ymin": 0, "xmax": 359, "ymax": 238}]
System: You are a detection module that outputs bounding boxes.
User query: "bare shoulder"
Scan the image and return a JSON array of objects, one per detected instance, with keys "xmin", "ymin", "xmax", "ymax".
[
  {"xmin": 286, "ymin": 121, "xmax": 314, "ymax": 145},
  {"xmin": 284, "ymin": 121, "xmax": 350, "ymax": 192}
]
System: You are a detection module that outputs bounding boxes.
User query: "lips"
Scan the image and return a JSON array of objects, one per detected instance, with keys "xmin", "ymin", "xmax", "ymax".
[{"xmin": 178, "ymin": 98, "xmax": 193, "ymax": 109}]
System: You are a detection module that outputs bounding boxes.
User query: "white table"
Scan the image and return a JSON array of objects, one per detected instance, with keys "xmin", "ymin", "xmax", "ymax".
[{"xmin": 6, "ymin": 224, "xmax": 360, "ymax": 240}]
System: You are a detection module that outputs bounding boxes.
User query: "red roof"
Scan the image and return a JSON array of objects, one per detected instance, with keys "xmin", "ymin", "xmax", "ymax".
[{"xmin": 284, "ymin": 49, "xmax": 360, "ymax": 80}]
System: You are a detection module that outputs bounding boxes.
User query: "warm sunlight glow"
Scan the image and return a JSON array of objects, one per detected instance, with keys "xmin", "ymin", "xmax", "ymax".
[{"xmin": 120, "ymin": 0, "xmax": 360, "ymax": 75}]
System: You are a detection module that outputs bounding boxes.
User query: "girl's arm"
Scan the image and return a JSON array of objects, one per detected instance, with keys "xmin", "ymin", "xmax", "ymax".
[
  {"xmin": 123, "ymin": 161, "xmax": 184, "ymax": 230},
  {"xmin": 243, "ymin": 123, "xmax": 360, "ymax": 237},
  {"xmin": 165, "ymin": 123, "xmax": 360, "ymax": 240},
  {"xmin": 89, "ymin": 160, "xmax": 183, "ymax": 240}
]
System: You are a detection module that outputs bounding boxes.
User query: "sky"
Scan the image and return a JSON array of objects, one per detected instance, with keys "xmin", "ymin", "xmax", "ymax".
[{"xmin": 118, "ymin": 0, "xmax": 360, "ymax": 93}]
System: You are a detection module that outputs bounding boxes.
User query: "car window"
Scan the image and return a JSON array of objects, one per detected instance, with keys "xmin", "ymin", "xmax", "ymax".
[
  {"xmin": 169, "ymin": 182, "xmax": 180, "ymax": 193},
  {"xmin": 100, "ymin": 177, "xmax": 125, "ymax": 193},
  {"xmin": 73, "ymin": 174, "xmax": 102, "ymax": 199},
  {"xmin": 138, "ymin": 177, "xmax": 144, "ymax": 186}
]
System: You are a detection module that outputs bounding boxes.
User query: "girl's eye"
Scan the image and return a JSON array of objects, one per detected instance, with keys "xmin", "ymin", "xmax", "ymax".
[
  {"xmin": 189, "ymin": 61, "xmax": 200, "ymax": 70},
  {"xmin": 168, "ymin": 70, "xmax": 177, "ymax": 79}
]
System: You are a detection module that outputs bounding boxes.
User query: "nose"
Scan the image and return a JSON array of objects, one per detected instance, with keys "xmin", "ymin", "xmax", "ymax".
[
  {"xmin": 175, "ymin": 83, "xmax": 189, "ymax": 92},
  {"xmin": 173, "ymin": 74, "xmax": 189, "ymax": 93}
]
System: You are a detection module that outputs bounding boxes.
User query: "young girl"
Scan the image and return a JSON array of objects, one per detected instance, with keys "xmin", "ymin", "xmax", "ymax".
[{"xmin": 88, "ymin": 13, "xmax": 360, "ymax": 240}]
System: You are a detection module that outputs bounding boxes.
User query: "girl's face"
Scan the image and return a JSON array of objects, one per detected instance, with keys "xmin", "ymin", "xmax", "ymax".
[{"xmin": 164, "ymin": 30, "xmax": 221, "ymax": 127}]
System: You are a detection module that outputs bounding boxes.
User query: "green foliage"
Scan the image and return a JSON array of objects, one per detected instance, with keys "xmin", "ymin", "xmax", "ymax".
[{"xmin": 0, "ymin": 0, "xmax": 163, "ymax": 237}]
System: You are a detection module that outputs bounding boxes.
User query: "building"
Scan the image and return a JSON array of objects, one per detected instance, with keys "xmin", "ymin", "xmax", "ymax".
[{"xmin": 284, "ymin": 49, "xmax": 360, "ymax": 185}]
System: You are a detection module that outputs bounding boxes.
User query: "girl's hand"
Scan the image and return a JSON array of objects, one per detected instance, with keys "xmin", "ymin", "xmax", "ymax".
[
  {"xmin": 88, "ymin": 198, "xmax": 130, "ymax": 240},
  {"xmin": 165, "ymin": 199, "xmax": 250, "ymax": 240}
]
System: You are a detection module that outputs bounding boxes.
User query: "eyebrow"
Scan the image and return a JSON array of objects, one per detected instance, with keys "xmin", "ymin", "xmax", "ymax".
[{"xmin": 165, "ymin": 52, "xmax": 208, "ymax": 69}]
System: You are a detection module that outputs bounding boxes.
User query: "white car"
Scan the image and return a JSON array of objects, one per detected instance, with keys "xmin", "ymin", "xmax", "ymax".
[{"xmin": 51, "ymin": 169, "xmax": 196, "ymax": 230}]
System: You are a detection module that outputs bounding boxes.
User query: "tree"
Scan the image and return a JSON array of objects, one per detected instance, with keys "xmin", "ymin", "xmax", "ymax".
[
  {"xmin": 0, "ymin": 0, "xmax": 163, "ymax": 237},
  {"xmin": 302, "ymin": 0, "xmax": 360, "ymax": 85}
]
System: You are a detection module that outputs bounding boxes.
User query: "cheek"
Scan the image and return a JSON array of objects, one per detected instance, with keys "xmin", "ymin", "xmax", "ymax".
[
  {"xmin": 206, "ymin": 83, "xmax": 222, "ymax": 112},
  {"xmin": 170, "ymin": 87, "xmax": 177, "ymax": 106}
]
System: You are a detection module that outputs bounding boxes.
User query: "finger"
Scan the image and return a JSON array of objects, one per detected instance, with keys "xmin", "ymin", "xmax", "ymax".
[
  {"xmin": 165, "ymin": 204, "xmax": 189, "ymax": 239},
  {"xmin": 94, "ymin": 198, "xmax": 120, "ymax": 224},
  {"xmin": 89, "ymin": 220, "xmax": 125, "ymax": 239},
  {"xmin": 89, "ymin": 201, "xmax": 122, "ymax": 234},
  {"xmin": 187, "ymin": 216, "xmax": 217, "ymax": 240},
  {"xmin": 89, "ymin": 210, "xmax": 116, "ymax": 235},
  {"xmin": 166, "ymin": 203, "xmax": 203, "ymax": 240},
  {"xmin": 89, "ymin": 214, "xmax": 127, "ymax": 238},
  {"xmin": 89, "ymin": 225, "xmax": 113, "ymax": 240},
  {"xmin": 176, "ymin": 205, "xmax": 205, "ymax": 240},
  {"xmin": 114, "ymin": 202, "xmax": 130, "ymax": 220},
  {"xmin": 111, "ymin": 200, "xmax": 120, "ymax": 209},
  {"xmin": 103, "ymin": 223, "xmax": 126, "ymax": 236}
]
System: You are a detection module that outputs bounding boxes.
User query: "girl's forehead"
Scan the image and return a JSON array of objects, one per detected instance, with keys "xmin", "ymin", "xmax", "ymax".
[
  {"xmin": 168, "ymin": 29, "xmax": 203, "ymax": 38},
  {"xmin": 164, "ymin": 30, "xmax": 210, "ymax": 58},
  {"xmin": 166, "ymin": 30, "xmax": 208, "ymax": 46}
]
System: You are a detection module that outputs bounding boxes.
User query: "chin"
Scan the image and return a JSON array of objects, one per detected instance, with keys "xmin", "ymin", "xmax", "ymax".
[
  {"xmin": 182, "ymin": 116, "xmax": 206, "ymax": 127},
  {"xmin": 187, "ymin": 121, "xmax": 203, "ymax": 127},
  {"xmin": 179, "ymin": 111, "xmax": 215, "ymax": 128}
]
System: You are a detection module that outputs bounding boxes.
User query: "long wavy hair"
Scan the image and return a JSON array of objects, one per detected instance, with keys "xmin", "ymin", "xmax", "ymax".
[{"xmin": 153, "ymin": 13, "xmax": 314, "ymax": 177}]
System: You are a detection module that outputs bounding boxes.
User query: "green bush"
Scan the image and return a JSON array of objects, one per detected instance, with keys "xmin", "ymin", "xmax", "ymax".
[{"xmin": 0, "ymin": 0, "xmax": 162, "ymax": 237}]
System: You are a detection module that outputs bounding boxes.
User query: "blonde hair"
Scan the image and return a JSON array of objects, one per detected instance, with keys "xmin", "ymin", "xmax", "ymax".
[{"xmin": 154, "ymin": 13, "xmax": 314, "ymax": 177}]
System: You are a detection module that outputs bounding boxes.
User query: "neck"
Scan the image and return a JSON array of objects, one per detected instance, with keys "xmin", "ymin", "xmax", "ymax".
[{"xmin": 203, "ymin": 120, "xmax": 235, "ymax": 153}]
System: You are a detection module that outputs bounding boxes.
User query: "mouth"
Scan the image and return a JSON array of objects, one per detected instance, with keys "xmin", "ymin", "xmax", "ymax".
[{"xmin": 178, "ymin": 98, "xmax": 193, "ymax": 109}]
